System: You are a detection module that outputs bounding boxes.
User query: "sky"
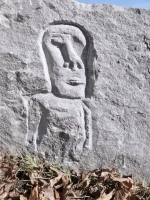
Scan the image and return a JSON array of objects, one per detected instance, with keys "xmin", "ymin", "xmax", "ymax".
[{"xmin": 77, "ymin": 0, "xmax": 150, "ymax": 9}]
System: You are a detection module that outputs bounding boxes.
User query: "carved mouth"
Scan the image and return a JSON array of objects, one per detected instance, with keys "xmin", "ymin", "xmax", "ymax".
[{"xmin": 66, "ymin": 79, "xmax": 85, "ymax": 86}]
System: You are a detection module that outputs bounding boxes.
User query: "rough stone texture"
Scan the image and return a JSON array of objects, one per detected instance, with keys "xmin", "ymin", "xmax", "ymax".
[{"xmin": 1, "ymin": 0, "xmax": 150, "ymax": 182}]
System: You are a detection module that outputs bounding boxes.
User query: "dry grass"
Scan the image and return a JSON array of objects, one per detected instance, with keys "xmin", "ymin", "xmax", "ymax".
[{"xmin": 0, "ymin": 153, "xmax": 150, "ymax": 200}]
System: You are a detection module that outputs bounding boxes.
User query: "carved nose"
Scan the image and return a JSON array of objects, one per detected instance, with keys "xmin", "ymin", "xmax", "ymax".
[
  {"xmin": 69, "ymin": 60, "xmax": 83, "ymax": 71},
  {"xmin": 64, "ymin": 41, "xmax": 84, "ymax": 71}
]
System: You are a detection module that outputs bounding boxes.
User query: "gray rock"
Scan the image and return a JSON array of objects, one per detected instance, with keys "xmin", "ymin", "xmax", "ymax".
[{"xmin": 0, "ymin": 0, "xmax": 150, "ymax": 183}]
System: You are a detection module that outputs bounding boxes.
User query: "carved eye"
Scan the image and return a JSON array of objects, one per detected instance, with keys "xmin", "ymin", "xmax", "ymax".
[
  {"xmin": 77, "ymin": 62, "xmax": 82, "ymax": 69},
  {"xmin": 77, "ymin": 61, "xmax": 84, "ymax": 69},
  {"xmin": 51, "ymin": 37, "xmax": 64, "ymax": 46},
  {"xmin": 73, "ymin": 36, "xmax": 83, "ymax": 45},
  {"xmin": 63, "ymin": 62, "xmax": 69, "ymax": 68}
]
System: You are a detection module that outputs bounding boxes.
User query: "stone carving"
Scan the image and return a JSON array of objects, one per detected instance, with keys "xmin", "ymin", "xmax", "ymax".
[
  {"xmin": 26, "ymin": 25, "xmax": 92, "ymax": 162},
  {"xmin": 2, "ymin": 0, "xmax": 150, "ymax": 182}
]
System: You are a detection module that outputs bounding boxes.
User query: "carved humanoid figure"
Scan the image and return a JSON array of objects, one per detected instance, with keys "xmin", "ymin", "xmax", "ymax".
[{"xmin": 27, "ymin": 25, "xmax": 92, "ymax": 162}]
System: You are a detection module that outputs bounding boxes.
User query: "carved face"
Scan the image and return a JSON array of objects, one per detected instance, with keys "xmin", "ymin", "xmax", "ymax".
[{"xmin": 43, "ymin": 25, "xmax": 87, "ymax": 99}]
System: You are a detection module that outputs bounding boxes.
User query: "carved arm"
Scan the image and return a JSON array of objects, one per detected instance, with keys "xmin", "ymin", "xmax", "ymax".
[{"xmin": 82, "ymin": 102, "xmax": 92, "ymax": 150}]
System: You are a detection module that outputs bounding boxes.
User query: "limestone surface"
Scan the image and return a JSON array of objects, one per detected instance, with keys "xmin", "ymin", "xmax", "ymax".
[{"xmin": 1, "ymin": 0, "xmax": 150, "ymax": 182}]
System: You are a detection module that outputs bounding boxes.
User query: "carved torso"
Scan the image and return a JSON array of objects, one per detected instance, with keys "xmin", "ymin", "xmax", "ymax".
[{"xmin": 27, "ymin": 93, "xmax": 91, "ymax": 162}]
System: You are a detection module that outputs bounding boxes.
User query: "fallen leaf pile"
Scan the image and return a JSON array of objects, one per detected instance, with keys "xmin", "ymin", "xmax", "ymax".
[{"xmin": 0, "ymin": 153, "xmax": 150, "ymax": 200}]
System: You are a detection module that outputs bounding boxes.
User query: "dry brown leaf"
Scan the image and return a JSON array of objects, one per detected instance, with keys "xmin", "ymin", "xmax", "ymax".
[
  {"xmin": 101, "ymin": 172, "xmax": 110, "ymax": 178},
  {"xmin": 61, "ymin": 182, "xmax": 73, "ymax": 200},
  {"xmin": 131, "ymin": 184, "xmax": 142, "ymax": 194},
  {"xmin": 90, "ymin": 187, "xmax": 101, "ymax": 198},
  {"xmin": 9, "ymin": 189, "xmax": 20, "ymax": 198},
  {"xmin": 64, "ymin": 191, "xmax": 78, "ymax": 200},
  {"xmin": 20, "ymin": 195, "xmax": 28, "ymax": 200},
  {"xmin": 0, "ymin": 191, "xmax": 8, "ymax": 199},
  {"xmin": 87, "ymin": 197, "xmax": 94, "ymax": 200},
  {"xmin": 54, "ymin": 183, "xmax": 64, "ymax": 189},
  {"xmin": 90, "ymin": 172, "xmax": 98, "ymax": 178},
  {"xmin": 114, "ymin": 189, "xmax": 130, "ymax": 200},
  {"xmin": 113, "ymin": 177, "xmax": 134, "ymax": 188},
  {"xmin": 41, "ymin": 186, "xmax": 55, "ymax": 200},
  {"xmin": 30, "ymin": 172, "xmax": 48, "ymax": 187},
  {"xmin": 50, "ymin": 167, "xmax": 63, "ymax": 175},
  {"xmin": 50, "ymin": 173, "xmax": 62, "ymax": 187},
  {"xmin": 62, "ymin": 174, "xmax": 71, "ymax": 183},
  {"xmin": 29, "ymin": 172, "xmax": 39, "ymax": 185},
  {"xmin": 54, "ymin": 188, "xmax": 61, "ymax": 199},
  {"xmin": 29, "ymin": 185, "xmax": 39, "ymax": 200},
  {"xmin": 98, "ymin": 190, "xmax": 115, "ymax": 200},
  {"xmin": 100, "ymin": 169, "xmax": 116, "ymax": 178},
  {"xmin": 73, "ymin": 173, "xmax": 90, "ymax": 192},
  {"xmin": 130, "ymin": 194, "xmax": 140, "ymax": 200},
  {"xmin": 4, "ymin": 182, "xmax": 14, "ymax": 193},
  {"xmin": 38, "ymin": 194, "xmax": 45, "ymax": 200},
  {"xmin": 0, "ymin": 184, "xmax": 5, "ymax": 194},
  {"xmin": 122, "ymin": 178, "xmax": 134, "ymax": 188},
  {"xmin": 0, "ymin": 166, "xmax": 12, "ymax": 180},
  {"xmin": 49, "ymin": 167, "xmax": 65, "ymax": 188}
]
